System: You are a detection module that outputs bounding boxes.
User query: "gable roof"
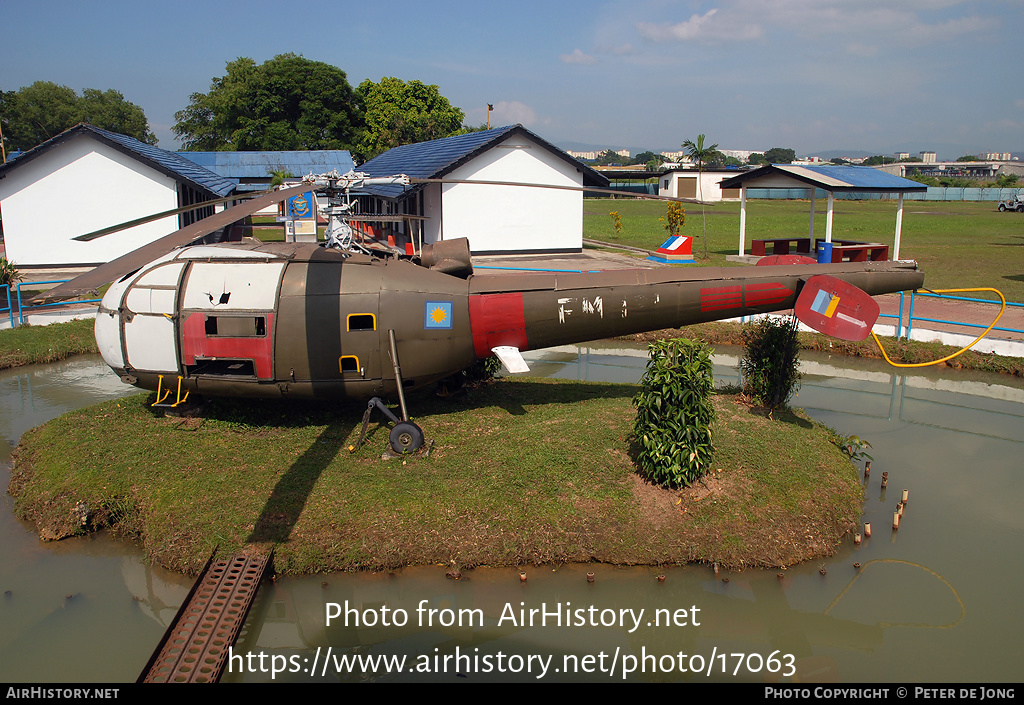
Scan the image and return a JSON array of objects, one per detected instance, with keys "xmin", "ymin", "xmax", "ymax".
[
  {"xmin": 176, "ymin": 150, "xmax": 355, "ymax": 191},
  {"xmin": 719, "ymin": 164, "xmax": 927, "ymax": 192},
  {"xmin": 355, "ymin": 124, "xmax": 608, "ymax": 198},
  {"xmin": 0, "ymin": 123, "xmax": 236, "ymax": 197}
]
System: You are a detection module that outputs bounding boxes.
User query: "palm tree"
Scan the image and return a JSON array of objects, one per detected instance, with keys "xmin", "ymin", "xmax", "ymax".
[{"xmin": 682, "ymin": 134, "xmax": 718, "ymax": 259}]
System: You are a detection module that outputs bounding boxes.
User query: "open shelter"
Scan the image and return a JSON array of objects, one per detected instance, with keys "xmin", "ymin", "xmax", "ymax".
[{"xmin": 718, "ymin": 165, "xmax": 927, "ymax": 260}]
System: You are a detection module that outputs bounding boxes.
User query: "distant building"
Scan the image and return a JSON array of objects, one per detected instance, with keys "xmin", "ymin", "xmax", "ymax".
[
  {"xmin": 894, "ymin": 152, "xmax": 911, "ymax": 161},
  {"xmin": 720, "ymin": 149, "xmax": 758, "ymax": 162},
  {"xmin": 0, "ymin": 123, "xmax": 235, "ymax": 267},
  {"xmin": 983, "ymin": 152, "xmax": 1012, "ymax": 161},
  {"xmin": 919, "ymin": 151, "xmax": 937, "ymax": 164},
  {"xmin": 660, "ymin": 150, "xmax": 691, "ymax": 162},
  {"xmin": 564, "ymin": 148, "xmax": 630, "ymax": 161},
  {"xmin": 658, "ymin": 168, "xmax": 741, "ymax": 202}
]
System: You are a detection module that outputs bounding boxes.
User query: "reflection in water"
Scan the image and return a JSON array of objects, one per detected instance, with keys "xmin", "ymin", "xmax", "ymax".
[
  {"xmin": 1, "ymin": 349, "xmax": 1021, "ymax": 682},
  {"xmin": 0, "ymin": 357, "xmax": 193, "ymax": 682}
]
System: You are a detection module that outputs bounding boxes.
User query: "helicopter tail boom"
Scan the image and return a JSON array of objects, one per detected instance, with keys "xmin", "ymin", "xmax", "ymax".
[{"xmin": 466, "ymin": 260, "xmax": 923, "ymax": 357}]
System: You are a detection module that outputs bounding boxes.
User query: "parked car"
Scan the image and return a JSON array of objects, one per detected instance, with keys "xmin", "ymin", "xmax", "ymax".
[{"xmin": 997, "ymin": 195, "xmax": 1024, "ymax": 212}]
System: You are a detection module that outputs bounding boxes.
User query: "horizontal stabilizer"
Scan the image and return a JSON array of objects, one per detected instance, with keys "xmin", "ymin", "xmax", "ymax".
[
  {"xmin": 492, "ymin": 346, "xmax": 530, "ymax": 374},
  {"xmin": 794, "ymin": 274, "xmax": 880, "ymax": 341}
]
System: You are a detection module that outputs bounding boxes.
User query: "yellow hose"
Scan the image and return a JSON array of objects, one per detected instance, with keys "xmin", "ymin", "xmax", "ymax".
[{"xmin": 873, "ymin": 287, "xmax": 1006, "ymax": 368}]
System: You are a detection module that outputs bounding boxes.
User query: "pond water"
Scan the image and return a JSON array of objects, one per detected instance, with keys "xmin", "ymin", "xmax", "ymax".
[{"xmin": 1, "ymin": 349, "xmax": 1021, "ymax": 683}]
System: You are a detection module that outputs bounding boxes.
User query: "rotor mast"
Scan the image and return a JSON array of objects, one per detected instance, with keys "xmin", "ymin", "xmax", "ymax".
[{"xmin": 301, "ymin": 170, "xmax": 410, "ymax": 251}]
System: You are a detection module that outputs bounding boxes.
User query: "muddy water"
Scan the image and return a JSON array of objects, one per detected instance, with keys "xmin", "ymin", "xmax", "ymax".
[
  {"xmin": 0, "ymin": 357, "xmax": 193, "ymax": 682},
  {"xmin": 1, "ymin": 349, "xmax": 1022, "ymax": 682}
]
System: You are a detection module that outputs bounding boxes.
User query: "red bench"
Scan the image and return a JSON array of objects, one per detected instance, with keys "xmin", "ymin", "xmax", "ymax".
[
  {"xmin": 750, "ymin": 238, "xmax": 813, "ymax": 256},
  {"xmin": 816, "ymin": 239, "xmax": 889, "ymax": 263}
]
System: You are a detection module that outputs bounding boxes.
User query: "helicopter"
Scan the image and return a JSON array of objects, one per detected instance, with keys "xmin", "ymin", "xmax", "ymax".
[{"xmin": 39, "ymin": 171, "xmax": 925, "ymax": 453}]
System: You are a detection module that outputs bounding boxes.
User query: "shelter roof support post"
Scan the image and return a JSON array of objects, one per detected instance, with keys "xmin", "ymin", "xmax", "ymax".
[
  {"xmin": 738, "ymin": 185, "xmax": 747, "ymax": 256},
  {"xmin": 826, "ymin": 191, "xmax": 834, "ymax": 244},
  {"xmin": 894, "ymin": 192, "xmax": 904, "ymax": 260},
  {"xmin": 808, "ymin": 188, "xmax": 817, "ymax": 238}
]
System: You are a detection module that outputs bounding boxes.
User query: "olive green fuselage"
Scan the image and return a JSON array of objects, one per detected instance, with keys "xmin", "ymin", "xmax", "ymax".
[{"xmin": 97, "ymin": 242, "xmax": 924, "ymax": 401}]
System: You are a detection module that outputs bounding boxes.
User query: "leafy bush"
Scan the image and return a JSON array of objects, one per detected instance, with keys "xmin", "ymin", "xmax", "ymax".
[
  {"xmin": 659, "ymin": 202, "xmax": 685, "ymax": 237},
  {"xmin": 632, "ymin": 338, "xmax": 715, "ymax": 487},
  {"xmin": 741, "ymin": 316, "xmax": 801, "ymax": 413},
  {"xmin": 0, "ymin": 257, "xmax": 22, "ymax": 287}
]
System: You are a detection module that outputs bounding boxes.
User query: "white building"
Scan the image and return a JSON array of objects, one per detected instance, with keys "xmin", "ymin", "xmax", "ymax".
[
  {"xmin": 657, "ymin": 168, "xmax": 742, "ymax": 202},
  {"xmin": 355, "ymin": 125, "xmax": 608, "ymax": 254},
  {"xmin": 0, "ymin": 124, "xmax": 235, "ymax": 267}
]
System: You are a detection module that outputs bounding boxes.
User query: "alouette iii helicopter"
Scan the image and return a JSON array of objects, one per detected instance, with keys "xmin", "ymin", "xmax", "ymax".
[{"xmin": 39, "ymin": 171, "xmax": 924, "ymax": 453}]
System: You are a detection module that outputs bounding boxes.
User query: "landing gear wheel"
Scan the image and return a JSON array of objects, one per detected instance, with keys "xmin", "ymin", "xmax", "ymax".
[{"xmin": 390, "ymin": 421, "xmax": 425, "ymax": 454}]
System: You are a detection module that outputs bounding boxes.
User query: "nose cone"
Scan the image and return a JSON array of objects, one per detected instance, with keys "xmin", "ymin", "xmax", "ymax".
[{"xmin": 95, "ymin": 284, "xmax": 126, "ymax": 370}]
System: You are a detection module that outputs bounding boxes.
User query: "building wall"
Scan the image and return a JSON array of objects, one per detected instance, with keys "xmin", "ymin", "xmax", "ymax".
[
  {"xmin": 0, "ymin": 134, "xmax": 180, "ymax": 266},
  {"xmin": 658, "ymin": 171, "xmax": 741, "ymax": 201},
  {"xmin": 435, "ymin": 133, "xmax": 584, "ymax": 253}
]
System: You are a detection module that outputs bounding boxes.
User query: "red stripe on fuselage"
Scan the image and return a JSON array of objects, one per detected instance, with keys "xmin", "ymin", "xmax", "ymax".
[
  {"xmin": 181, "ymin": 312, "xmax": 275, "ymax": 378},
  {"xmin": 700, "ymin": 285, "xmax": 742, "ymax": 312},
  {"xmin": 744, "ymin": 282, "xmax": 792, "ymax": 306},
  {"xmin": 468, "ymin": 293, "xmax": 528, "ymax": 359}
]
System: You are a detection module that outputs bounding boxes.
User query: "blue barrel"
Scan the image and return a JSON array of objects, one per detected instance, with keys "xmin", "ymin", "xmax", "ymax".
[{"xmin": 817, "ymin": 242, "xmax": 833, "ymax": 264}]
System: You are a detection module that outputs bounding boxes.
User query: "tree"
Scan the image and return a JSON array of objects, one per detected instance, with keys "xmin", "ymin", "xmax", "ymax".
[
  {"xmin": 748, "ymin": 152, "xmax": 768, "ymax": 166},
  {"xmin": 681, "ymin": 133, "xmax": 718, "ymax": 259},
  {"xmin": 593, "ymin": 149, "xmax": 626, "ymax": 166},
  {"xmin": 956, "ymin": 155, "xmax": 979, "ymax": 162},
  {"xmin": 763, "ymin": 147, "xmax": 796, "ymax": 164},
  {"xmin": 355, "ymin": 77, "xmax": 465, "ymax": 160},
  {"xmin": 1, "ymin": 81, "xmax": 156, "ymax": 152},
  {"xmin": 633, "ymin": 150, "xmax": 665, "ymax": 168},
  {"xmin": 173, "ymin": 54, "xmax": 362, "ymax": 151}
]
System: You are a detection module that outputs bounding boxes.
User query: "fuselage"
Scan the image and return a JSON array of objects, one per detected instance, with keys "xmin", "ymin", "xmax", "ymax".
[{"xmin": 95, "ymin": 241, "xmax": 924, "ymax": 400}]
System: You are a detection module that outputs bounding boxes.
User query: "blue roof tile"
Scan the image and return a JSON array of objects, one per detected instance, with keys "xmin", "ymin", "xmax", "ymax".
[
  {"xmin": 720, "ymin": 164, "xmax": 927, "ymax": 192},
  {"xmin": 176, "ymin": 150, "xmax": 355, "ymax": 180}
]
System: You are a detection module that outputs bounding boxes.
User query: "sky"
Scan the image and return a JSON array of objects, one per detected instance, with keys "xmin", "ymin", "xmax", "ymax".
[{"xmin": 3, "ymin": 0, "xmax": 1021, "ymax": 161}]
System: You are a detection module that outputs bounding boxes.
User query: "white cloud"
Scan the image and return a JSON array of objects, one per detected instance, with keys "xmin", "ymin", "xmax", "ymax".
[
  {"xmin": 633, "ymin": 1, "xmax": 994, "ymax": 47},
  {"xmin": 637, "ymin": 8, "xmax": 762, "ymax": 43},
  {"xmin": 490, "ymin": 101, "xmax": 545, "ymax": 127},
  {"xmin": 560, "ymin": 48, "xmax": 597, "ymax": 65}
]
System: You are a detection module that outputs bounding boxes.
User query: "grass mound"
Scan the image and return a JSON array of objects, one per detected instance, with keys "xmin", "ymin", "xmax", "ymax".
[{"xmin": 10, "ymin": 378, "xmax": 862, "ymax": 575}]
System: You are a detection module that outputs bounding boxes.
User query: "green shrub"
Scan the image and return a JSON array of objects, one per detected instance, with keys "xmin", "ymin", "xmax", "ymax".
[
  {"xmin": 741, "ymin": 316, "xmax": 801, "ymax": 412},
  {"xmin": 0, "ymin": 257, "xmax": 21, "ymax": 287},
  {"xmin": 632, "ymin": 338, "xmax": 715, "ymax": 487}
]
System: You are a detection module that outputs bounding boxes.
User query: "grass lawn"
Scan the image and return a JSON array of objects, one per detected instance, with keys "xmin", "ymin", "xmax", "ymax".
[
  {"xmin": 10, "ymin": 379, "xmax": 861, "ymax": 575},
  {"xmin": 584, "ymin": 199, "xmax": 1024, "ymax": 301},
  {"xmin": 0, "ymin": 317, "xmax": 97, "ymax": 369}
]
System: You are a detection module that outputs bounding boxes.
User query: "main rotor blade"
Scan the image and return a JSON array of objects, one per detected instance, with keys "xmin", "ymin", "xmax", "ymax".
[
  {"xmin": 410, "ymin": 177, "xmax": 701, "ymax": 204},
  {"xmin": 35, "ymin": 184, "xmax": 309, "ymax": 304},
  {"xmin": 72, "ymin": 191, "xmax": 267, "ymax": 241}
]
